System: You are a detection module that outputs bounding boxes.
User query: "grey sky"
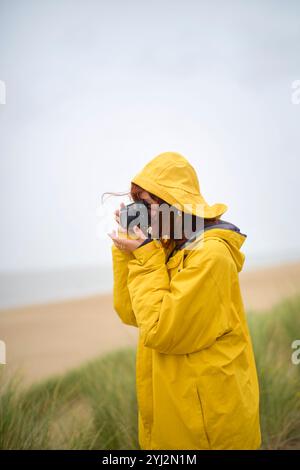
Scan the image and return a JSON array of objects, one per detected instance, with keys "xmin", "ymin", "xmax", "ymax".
[{"xmin": 0, "ymin": 0, "xmax": 300, "ymax": 272}]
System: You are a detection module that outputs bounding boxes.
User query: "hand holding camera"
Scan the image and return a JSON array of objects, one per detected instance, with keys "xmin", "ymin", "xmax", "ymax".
[{"xmin": 108, "ymin": 202, "xmax": 148, "ymax": 253}]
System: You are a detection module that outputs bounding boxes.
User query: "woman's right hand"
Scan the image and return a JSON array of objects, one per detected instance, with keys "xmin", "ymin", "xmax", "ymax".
[
  {"xmin": 111, "ymin": 201, "xmax": 142, "ymax": 244},
  {"xmin": 113, "ymin": 202, "xmax": 128, "ymax": 236},
  {"xmin": 114, "ymin": 201, "xmax": 125, "ymax": 226},
  {"xmin": 109, "ymin": 201, "xmax": 146, "ymax": 250}
]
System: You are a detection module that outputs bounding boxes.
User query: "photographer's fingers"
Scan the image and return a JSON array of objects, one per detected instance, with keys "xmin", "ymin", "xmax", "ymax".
[
  {"xmin": 133, "ymin": 225, "xmax": 147, "ymax": 240},
  {"xmin": 114, "ymin": 202, "xmax": 126, "ymax": 224},
  {"xmin": 114, "ymin": 219, "xmax": 127, "ymax": 232},
  {"xmin": 108, "ymin": 230, "xmax": 129, "ymax": 252},
  {"xmin": 114, "ymin": 212, "xmax": 120, "ymax": 224}
]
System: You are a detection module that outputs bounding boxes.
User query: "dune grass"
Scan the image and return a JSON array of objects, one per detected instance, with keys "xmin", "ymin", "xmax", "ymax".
[
  {"xmin": 0, "ymin": 347, "xmax": 138, "ymax": 450},
  {"xmin": 1, "ymin": 294, "xmax": 300, "ymax": 449},
  {"xmin": 247, "ymin": 294, "xmax": 300, "ymax": 449}
]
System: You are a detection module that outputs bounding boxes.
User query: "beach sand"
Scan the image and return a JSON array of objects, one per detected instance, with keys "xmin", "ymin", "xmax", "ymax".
[
  {"xmin": 240, "ymin": 260, "xmax": 300, "ymax": 311},
  {"xmin": 0, "ymin": 260, "xmax": 300, "ymax": 386}
]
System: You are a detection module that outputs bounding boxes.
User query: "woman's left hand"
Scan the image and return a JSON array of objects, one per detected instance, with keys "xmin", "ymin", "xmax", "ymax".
[{"xmin": 108, "ymin": 225, "xmax": 147, "ymax": 253}]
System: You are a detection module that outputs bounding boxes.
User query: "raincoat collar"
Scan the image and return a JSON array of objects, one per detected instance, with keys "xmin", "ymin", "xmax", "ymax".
[
  {"xmin": 166, "ymin": 219, "xmax": 247, "ymax": 272},
  {"xmin": 178, "ymin": 219, "xmax": 246, "ymax": 250}
]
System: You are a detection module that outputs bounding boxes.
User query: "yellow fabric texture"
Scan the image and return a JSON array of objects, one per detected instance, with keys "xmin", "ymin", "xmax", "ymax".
[
  {"xmin": 131, "ymin": 151, "xmax": 228, "ymax": 218},
  {"xmin": 111, "ymin": 152, "xmax": 261, "ymax": 450}
]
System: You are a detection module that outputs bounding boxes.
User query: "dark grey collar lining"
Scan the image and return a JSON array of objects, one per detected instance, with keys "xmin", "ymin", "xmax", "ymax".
[{"xmin": 166, "ymin": 220, "xmax": 246, "ymax": 261}]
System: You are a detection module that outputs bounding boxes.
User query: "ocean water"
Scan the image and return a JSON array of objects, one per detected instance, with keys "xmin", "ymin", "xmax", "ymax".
[
  {"xmin": 0, "ymin": 265, "xmax": 113, "ymax": 310},
  {"xmin": 0, "ymin": 251, "xmax": 299, "ymax": 310}
]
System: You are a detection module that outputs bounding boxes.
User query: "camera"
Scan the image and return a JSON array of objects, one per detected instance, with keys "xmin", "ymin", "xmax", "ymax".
[{"xmin": 119, "ymin": 201, "xmax": 151, "ymax": 236}]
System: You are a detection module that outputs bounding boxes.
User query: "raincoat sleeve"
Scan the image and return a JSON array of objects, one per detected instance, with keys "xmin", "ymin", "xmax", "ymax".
[
  {"xmin": 127, "ymin": 240, "xmax": 232, "ymax": 354},
  {"xmin": 111, "ymin": 244, "xmax": 138, "ymax": 327}
]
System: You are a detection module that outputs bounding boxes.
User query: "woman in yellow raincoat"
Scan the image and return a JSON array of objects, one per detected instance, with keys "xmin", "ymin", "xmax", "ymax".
[{"xmin": 108, "ymin": 151, "xmax": 261, "ymax": 450}]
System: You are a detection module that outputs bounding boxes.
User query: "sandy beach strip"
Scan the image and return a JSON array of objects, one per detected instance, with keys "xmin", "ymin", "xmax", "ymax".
[
  {"xmin": 0, "ymin": 261, "xmax": 299, "ymax": 386},
  {"xmin": 239, "ymin": 260, "xmax": 300, "ymax": 311},
  {"xmin": 0, "ymin": 294, "xmax": 138, "ymax": 387}
]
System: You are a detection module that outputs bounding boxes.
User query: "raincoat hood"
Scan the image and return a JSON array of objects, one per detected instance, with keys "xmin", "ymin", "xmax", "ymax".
[{"xmin": 131, "ymin": 151, "xmax": 228, "ymax": 219}]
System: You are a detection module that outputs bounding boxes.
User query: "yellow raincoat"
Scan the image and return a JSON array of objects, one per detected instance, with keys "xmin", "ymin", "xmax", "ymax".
[{"xmin": 111, "ymin": 153, "xmax": 261, "ymax": 450}]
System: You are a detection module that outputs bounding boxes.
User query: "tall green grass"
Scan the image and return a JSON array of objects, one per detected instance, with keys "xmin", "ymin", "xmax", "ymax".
[
  {"xmin": 0, "ymin": 294, "xmax": 300, "ymax": 449},
  {"xmin": 247, "ymin": 294, "xmax": 300, "ymax": 449},
  {"xmin": 0, "ymin": 348, "xmax": 138, "ymax": 449}
]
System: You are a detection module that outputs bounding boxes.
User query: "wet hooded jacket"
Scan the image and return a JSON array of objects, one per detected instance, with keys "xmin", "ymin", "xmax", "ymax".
[{"xmin": 111, "ymin": 155, "xmax": 262, "ymax": 450}]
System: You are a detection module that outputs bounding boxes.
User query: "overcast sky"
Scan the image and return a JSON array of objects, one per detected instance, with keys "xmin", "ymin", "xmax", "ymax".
[{"xmin": 0, "ymin": 0, "xmax": 300, "ymax": 272}]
